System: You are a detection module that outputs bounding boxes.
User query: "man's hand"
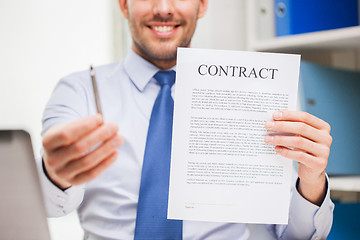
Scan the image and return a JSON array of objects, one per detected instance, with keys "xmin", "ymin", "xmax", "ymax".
[
  {"xmin": 265, "ymin": 111, "xmax": 332, "ymax": 206},
  {"xmin": 42, "ymin": 114, "xmax": 123, "ymax": 190}
]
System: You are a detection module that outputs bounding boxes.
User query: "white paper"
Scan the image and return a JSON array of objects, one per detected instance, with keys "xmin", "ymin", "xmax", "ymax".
[{"xmin": 168, "ymin": 48, "xmax": 300, "ymax": 224}]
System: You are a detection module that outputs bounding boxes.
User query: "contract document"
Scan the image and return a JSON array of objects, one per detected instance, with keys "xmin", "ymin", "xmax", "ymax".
[{"xmin": 168, "ymin": 48, "xmax": 300, "ymax": 224}]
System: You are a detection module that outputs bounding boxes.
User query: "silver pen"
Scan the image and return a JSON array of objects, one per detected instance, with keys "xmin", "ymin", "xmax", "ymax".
[{"xmin": 90, "ymin": 65, "xmax": 103, "ymax": 115}]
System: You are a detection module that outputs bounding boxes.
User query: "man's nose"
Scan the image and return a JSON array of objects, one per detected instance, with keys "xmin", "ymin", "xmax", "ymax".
[{"xmin": 153, "ymin": 0, "xmax": 175, "ymax": 18}]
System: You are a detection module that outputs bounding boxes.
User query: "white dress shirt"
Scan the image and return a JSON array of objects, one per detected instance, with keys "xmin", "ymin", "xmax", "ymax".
[{"xmin": 37, "ymin": 49, "xmax": 334, "ymax": 240}]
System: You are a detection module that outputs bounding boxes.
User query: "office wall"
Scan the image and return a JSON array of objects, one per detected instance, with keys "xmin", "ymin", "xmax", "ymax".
[{"xmin": 192, "ymin": 0, "xmax": 246, "ymax": 50}]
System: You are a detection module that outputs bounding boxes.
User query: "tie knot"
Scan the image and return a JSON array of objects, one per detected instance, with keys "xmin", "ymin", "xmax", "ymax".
[{"xmin": 153, "ymin": 70, "xmax": 176, "ymax": 87}]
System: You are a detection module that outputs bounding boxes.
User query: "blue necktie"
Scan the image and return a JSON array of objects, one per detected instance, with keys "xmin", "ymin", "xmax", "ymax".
[{"xmin": 134, "ymin": 70, "xmax": 182, "ymax": 239}]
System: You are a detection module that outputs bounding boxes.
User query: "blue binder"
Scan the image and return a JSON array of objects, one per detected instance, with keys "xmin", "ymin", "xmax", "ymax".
[
  {"xmin": 327, "ymin": 201, "xmax": 360, "ymax": 239},
  {"xmin": 299, "ymin": 62, "xmax": 360, "ymax": 175},
  {"xmin": 275, "ymin": 0, "xmax": 359, "ymax": 36}
]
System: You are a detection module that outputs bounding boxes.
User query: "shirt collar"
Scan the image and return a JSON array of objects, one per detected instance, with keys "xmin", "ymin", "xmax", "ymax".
[{"xmin": 124, "ymin": 48, "xmax": 176, "ymax": 92}]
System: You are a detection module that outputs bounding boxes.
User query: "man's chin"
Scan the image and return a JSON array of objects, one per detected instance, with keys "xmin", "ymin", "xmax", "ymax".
[
  {"xmin": 133, "ymin": 38, "xmax": 192, "ymax": 65},
  {"xmin": 151, "ymin": 50, "xmax": 178, "ymax": 61},
  {"xmin": 139, "ymin": 46, "xmax": 178, "ymax": 62}
]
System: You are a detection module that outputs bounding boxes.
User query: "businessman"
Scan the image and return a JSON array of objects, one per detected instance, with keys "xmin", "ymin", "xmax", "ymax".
[{"xmin": 39, "ymin": 0, "xmax": 334, "ymax": 239}]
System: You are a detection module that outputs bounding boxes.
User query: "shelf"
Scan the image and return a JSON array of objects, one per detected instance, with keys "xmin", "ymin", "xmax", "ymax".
[
  {"xmin": 329, "ymin": 176, "xmax": 360, "ymax": 192},
  {"xmin": 250, "ymin": 26, "xmax": 360, "ymax": 53}
]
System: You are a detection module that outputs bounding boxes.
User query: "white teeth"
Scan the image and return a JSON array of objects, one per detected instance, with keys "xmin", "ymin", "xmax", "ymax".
[{"xmin": 153, "ymin": 26, "xmax": 174, "ymax": 32}]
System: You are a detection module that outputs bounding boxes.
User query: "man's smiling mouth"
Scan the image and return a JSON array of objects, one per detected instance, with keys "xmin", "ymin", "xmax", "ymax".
[
  {"xmin": 152, "ymin": 26, "xmax": 175, "ymax": 32},
  {"xmin": 148, "ymin": 24, "xmax": 181, "ymax": 34}
]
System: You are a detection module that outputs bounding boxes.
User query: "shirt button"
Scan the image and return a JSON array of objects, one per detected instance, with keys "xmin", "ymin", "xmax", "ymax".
[
  {"xmin": 317, "ymin": 212, "xmax": 323, "ymax": 219},
  {"xmin": 57, "ymin": 210, "xmax": 62, "ymax": 214},
  {"xmin": 57, "ymin": 195, "xmax": 66, "ymax": 202}
]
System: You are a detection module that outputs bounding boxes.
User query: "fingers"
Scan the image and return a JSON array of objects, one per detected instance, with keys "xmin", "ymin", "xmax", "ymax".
[
  {"xmin": 266, "ymin": 110, "xmax": 333, "ymax": 147},
  {"xmin": 264, "ymin": 110, "xmax": 332, "ymax": 178},
  {"xmin": 57, "ymin": 134, "xmax": 123, "ymax": 179},
  {"xmin": 43, "ymin": 114, "xmax": 103, "ymax": 151},
  {"xmin": 274, "ymin": 146, "xmax": 327, "ymax": 173},
  {"xmin": 47, "ymin": 122, "xmax": 119, "ymax": 170},
  {"xmin": 265, "ymin": 120, "xmax": 332, "ymax": 146},
  {"xmin": 272, "ymin": 110, "xmax": 331, "ymax": 133},
  {"xmin": 42, "ymin": 116, "xmax": 123, "ymax": 189},
  {"xmin": 264, "ymin": 135, "xmax": 330, "ymax": 158},
  {"xmin": 71, "ymin": 151, "xmax": 119, "ymax": 185},
  {"xmin": 52, "ymin": 123, "xmax": 119, "ymax": 168}
]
